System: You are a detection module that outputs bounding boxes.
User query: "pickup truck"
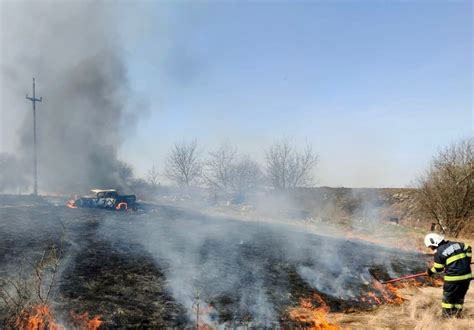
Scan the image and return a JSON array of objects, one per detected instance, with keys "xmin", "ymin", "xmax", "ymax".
[{"xmin": 67, "ymin": 189, "xmax": 137, "ymax": 211}]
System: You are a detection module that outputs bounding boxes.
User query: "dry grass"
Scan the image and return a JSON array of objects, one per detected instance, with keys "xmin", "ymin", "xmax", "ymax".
[
  {"xmin": 329, "ymin": 284, "xmax": 474, "ymax": 329},
  {"xmin": 325, "ymin": 232, "xmax": 474, "ymax": 329}
]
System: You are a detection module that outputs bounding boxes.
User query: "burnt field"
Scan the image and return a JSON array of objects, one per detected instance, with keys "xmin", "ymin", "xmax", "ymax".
[{"xmin": 0, "ymin": 196, "xmax": 431, "ymax": 328}]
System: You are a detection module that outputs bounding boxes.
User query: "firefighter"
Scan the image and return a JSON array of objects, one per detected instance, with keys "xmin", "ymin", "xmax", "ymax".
[{"xmin": 425, "ymin": 233, "xmax": 472, "ymax": 318}]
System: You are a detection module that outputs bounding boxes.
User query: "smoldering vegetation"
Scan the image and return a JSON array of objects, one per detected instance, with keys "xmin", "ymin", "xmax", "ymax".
[{"xmin": 0, "ymin": 198, "xmax": 431, "ymax": 328}]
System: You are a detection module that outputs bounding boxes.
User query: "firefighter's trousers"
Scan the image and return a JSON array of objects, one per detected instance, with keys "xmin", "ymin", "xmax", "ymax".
[{"xmin": 442, "ymin": 279, "xmax": 471, "ymax": 318}]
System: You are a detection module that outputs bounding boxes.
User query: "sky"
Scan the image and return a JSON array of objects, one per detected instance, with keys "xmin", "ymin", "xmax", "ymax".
[{"xmin": 2, "ymin": 0, "xmax": 473, "ymax": 188}]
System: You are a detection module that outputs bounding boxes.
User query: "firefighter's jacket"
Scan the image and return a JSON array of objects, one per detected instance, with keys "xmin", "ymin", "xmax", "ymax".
[{"xmin": 428, "ymin": 241, "xmax": 472, "ymax": 282}]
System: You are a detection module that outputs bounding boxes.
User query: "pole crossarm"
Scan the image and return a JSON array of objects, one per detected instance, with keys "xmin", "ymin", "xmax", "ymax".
[{"xmin": 26, "ymin": 95, "xmax": 42, "ymax": 102}]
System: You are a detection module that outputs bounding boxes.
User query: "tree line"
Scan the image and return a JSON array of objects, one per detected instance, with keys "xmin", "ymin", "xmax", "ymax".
[
  {"xmin": 153, "ymin": 137, "xmax": 474, "ymax": 237},
  {"xmin": 150, "ymin": 139, "xmax": 318, "ymax": 199},
  {"xmin": 1, "ymin": 137, "xmax": 472, "ymax": 237}
]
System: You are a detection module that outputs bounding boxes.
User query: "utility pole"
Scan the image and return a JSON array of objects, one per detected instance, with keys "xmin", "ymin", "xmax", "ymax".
[{"xmin": 26, "ymin": 78, "xmax": 42, "ymax": 196}]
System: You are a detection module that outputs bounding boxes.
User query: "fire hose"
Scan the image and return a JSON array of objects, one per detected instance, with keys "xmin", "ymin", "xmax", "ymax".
[{"xmin": 380, "ymin": 262, "xmax": 474, "ymax": 284}]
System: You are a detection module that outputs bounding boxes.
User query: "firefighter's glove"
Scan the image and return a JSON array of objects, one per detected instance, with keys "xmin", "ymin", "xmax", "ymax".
[{"xmin": 426, "ymin": 268, "xmax": 434, "ymax": 276}]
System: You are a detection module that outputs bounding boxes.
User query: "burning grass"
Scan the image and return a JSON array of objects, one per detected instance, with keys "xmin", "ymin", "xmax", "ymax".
[
  {"xmin": 15, "ymin": 304, "xmax": 101, "ymax": 330},
  {"xmin": 0, "ymin": 197, "xmax": 453, "ymax": 328},
  {"xmin": 69, "ymin": 311, "xmax": 102, "ymax": 330},
  {"xmin": 330, "ymin": 285, "xmax": 474, "ymax": 329},
  {"xmin": 66, "ymin": 199, "xmax": 77, "ymax": 209},
  {"xmin": 15, "ymin": 304, "xmax": 60, "ymax": 330},
  {"xmin": 359, "ymin": 281, "xmax": 406, "ymax": 307},
  {"xmin": 288, "ymin": 293, "xmax": 339, "ymax": 329}
]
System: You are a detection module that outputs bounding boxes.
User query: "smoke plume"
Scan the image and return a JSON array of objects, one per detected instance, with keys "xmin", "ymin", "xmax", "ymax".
[
  {"xmin": 94, "ymin": 206, "xmax": 426, "ymax": 327},
  {"xmin": 0, "ymin": 1, "xmax": 141, "ymax": 193}
]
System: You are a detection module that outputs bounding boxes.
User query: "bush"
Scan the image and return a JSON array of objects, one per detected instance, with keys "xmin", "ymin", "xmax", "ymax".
[{"xmin": 416, "ymin": 138, "xmax": 474, "ymax": 237}]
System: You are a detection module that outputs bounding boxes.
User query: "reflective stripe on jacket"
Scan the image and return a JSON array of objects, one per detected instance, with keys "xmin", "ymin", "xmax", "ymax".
[{"xmin": 429, "ymin": 241, "xmax": 472, "ymax": 282}]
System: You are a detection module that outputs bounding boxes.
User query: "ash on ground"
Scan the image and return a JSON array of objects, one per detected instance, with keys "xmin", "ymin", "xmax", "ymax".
[{"xmin": 0, "ymin": 195, "xmax": 430, "ymax": 328}]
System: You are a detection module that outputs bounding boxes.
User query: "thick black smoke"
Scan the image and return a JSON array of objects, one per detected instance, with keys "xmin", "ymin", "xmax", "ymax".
[{"xmin": 0, "ymin": 1, "xmax": 141, "ymax": 193}]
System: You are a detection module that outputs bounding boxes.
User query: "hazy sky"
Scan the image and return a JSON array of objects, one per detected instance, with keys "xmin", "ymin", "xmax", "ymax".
[{"xmin": 2, "ymin": 0, "xmax": 472, "ymax": 188}]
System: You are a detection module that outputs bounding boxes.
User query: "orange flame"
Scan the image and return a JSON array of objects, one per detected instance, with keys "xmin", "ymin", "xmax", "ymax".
[
  {"xmin": 373, "ymin": 280, "xmax": 404, "ymax": 304},
  {"xmin": 289, "ymin": 293, "xmax": 339, "ymax": 330},
  {"xmin": 70, "ymin": 311, "xmax": 102, "ymax": 330},
  {"xmin": 363, "ymin": 280, "xmax": 405, "ymax": 305},
  {"xmin": 192, "ymin": 302, "xmax": 214, "ymax": 330},
  {"xmin": 15, "ymin": 305, "xmax": 101, "ymax": 330},
  {"xmin": 115, "ymin": 202, "xmax": 128, "ymax": 210},
  {"xmin": 66, "ymin": 199, "xmax": 77, "ymax": 209},
  {"xmin": 366, "ymin": 291, "xmax": 382, "ymax": 305},
  {"xmin": 15, "ymin": 305, "xmax": 64, "ymax": 330}
]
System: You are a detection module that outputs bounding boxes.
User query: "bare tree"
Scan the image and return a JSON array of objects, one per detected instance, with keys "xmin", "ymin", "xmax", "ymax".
[
  {"xmin": 147, "ymin": 165, "xmax": 160, "ymax": 191},
  {"xmin": 203, "ymin": 142, "xmax": 237, "ymax": 195},
  {"xmin": 265, "ymin": 139, "xmax": 318, "ymax": 190},
  {"xmin": 230, "ymin": 157, "xmax": 262, "ymax": 197},
  {"xmin": 417, "ymin": 138, "xmax": 474, "ymax": 237},
  {"xmin": 117, "ymin": 161, "xmax": 134, "ymax": 188},
  {"xmin": 164, "ymin": 140, "xmax": 202, "ymax": 187},
  {"xmin": 0, "ymin": 242, "xmax": 63, "ymax": 328}
]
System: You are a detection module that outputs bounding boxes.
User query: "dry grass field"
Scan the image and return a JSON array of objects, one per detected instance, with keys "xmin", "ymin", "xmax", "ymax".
[
  {"xmin": 327, "ymin": 239, "xmax": 474, "ymax": 330},
  {"xmin": 1, "ymin": 194, "xmax": 471, "ymax": 329},
  {"xmin": 329, "ymin": 284, "xmax": 473, "ymax": 330}
]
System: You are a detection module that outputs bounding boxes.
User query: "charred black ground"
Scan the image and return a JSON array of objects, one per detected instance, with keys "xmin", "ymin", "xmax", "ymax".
[{"xmin": 0, "ymin": 195, "xmax": 431, "ymax": 328}]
